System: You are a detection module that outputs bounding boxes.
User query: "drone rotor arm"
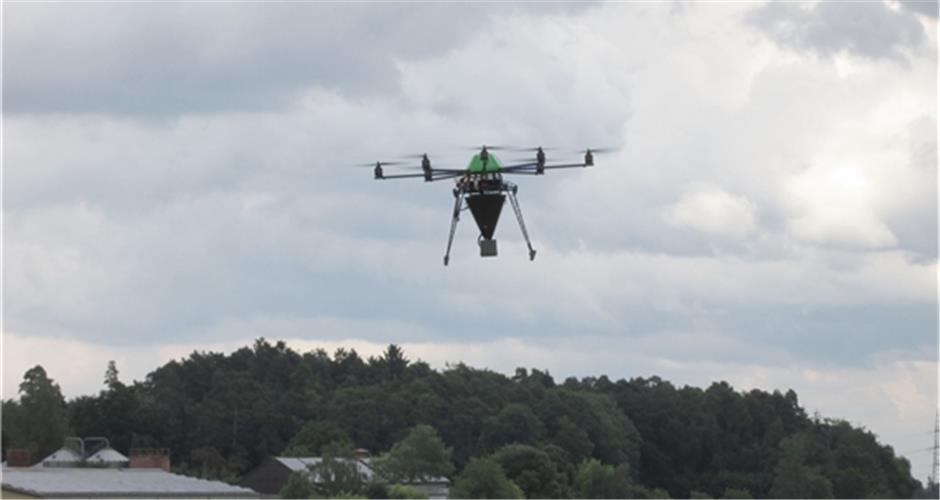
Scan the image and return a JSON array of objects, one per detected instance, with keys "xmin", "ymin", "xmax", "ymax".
[
  {"xmin": 427, "ymin": 172, "xmax": 465, "ymax": 182},
  {"xmin": 537, "ymin": 162, "xmax": 588, "ymax": 170},
  {"xmin": 428, "ymin": 168, "xmax": 469, "ymax": 174},
  {"xmin": 499, "ymin": 169, "xmax": 540, "ymax": 176},
  {"xmin": 379, "ymin": 173, "xmax": 428, "ymax": 180},
  {"xmin": 500, "ymin": 162, "xmax": 539, "ymax": 171},
  {"xmin": 500, "ymin": 162, "xmax": 588, "ymax": 175}
]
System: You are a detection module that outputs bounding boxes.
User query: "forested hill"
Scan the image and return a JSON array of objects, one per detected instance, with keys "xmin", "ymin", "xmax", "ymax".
[{"xmin": 2, "ymin": 339, "xmax": 924, "ymax": 498}]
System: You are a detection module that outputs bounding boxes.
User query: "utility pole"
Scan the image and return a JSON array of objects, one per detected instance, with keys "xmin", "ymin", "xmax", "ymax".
[{"xmin": 930, "ymin": 411, "xmax": 939, "ymax": 486}]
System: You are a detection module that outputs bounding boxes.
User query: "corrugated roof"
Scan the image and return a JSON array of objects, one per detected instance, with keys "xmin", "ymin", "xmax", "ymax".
[{"xmin": 2, "ymin": 467, "xmax": 259, "ymax": 498}]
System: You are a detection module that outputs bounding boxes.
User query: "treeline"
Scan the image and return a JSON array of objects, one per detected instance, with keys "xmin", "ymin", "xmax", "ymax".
[{"xmin": 1, "ymin": 339, "xmax": 928, "ymax": 498}]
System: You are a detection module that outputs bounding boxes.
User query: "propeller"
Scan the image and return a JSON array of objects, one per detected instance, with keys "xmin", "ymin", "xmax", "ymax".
[
  {"xmin": 575, "ymin": 146, "xmax": 620, "ymax": 154},
  {"xmin": 508, "ymin": 146, "xmax": 559, "ymax": 152},
  {"xmin": 396, "ymin": 152, "xmax": 437, "ymax": 159},
  {"xmin": 351, "ymin": 160, "xmax": 406, "ymax": 167},
  {"xmin": 460, "ymin": 145, "xmax": 516, "ymax": 151}
]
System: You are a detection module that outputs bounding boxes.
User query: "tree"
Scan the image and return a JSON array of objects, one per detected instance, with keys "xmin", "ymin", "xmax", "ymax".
[
  {"xmin": 280, "ymin": 470, "xmax": 317, "ymax": 499},
  {"xmin": 769, "ymin": 435, "xmax": 833, "ymax": 499},
  {"xmin": 308, "ymin": 443, "xmax": 366, "ymax": 497},
  {"xmin": 491, "ymin": 444, "xmax": 567, "ymax": 498},
  {"xmin": 552, "ymin": 416, "xmax": 594, "ymax": 463},
  {"xmin": 449, "ymin": 457, "xmax": 524, "ymax": 499},
  {"xmin": 479, "ymin": 404, "xmax": 545, "ymax": 451},
  {"xmin": 104, "ymin": 360, "xmax": 122, "ymax": 390},
  {"xmin": 376, "ymin": 425, "xmax": 454, "ymax": 484},
  {"xmin": 18, "ymin": 366, "xmax": 69, "ymax": 459},
  {"xmin": 721, "ymin": 487, "xmax": 753, "ymax": 499},
  {"xmin": 1, "ymin": 399, "xmax": 25, "ymax": 458},
  {"xmin": 387, "ymin": 484, "xmax": 428, "ymax": 499},
  {"xmin": 382, "ymin": 345, "xmax": 409, "ymax": 379},
  {"xmin": 574, "ymin": 459, "xmax": 636, "ymax": 499},
  {"xmin": 283, "ymin": 421, "xmax": 352, "ymax": 456},
  {"xmin": 50, "ymin": 340, "xmax": 922, "ymax": 497}
]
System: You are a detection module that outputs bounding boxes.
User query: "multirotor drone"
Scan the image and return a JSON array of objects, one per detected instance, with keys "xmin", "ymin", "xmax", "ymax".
[{"xmin": 358, "ymin": 145, "xmax": 614, "ymax": 266}]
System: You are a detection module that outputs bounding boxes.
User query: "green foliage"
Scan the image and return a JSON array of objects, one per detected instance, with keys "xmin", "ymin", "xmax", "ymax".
[
  {"xmin": 280, "ymin": 470, "xmax": 317, "ymax": 499},
  {"xmin": 177, "ymin": 445, "xmax": 241, "ymax": 483},
  {"xmin": 649, "ymin": 487, "xmax": 672, "ymax": 498},
  {"xmin": 376, "ymin": 424, "xmax": 454, "ymax": 484},
  {"xmin": 387, "ymin": 484, "xmax": 428, "ymax": 499},
  {"xmin": 913, "ymin": 481, "xmax": 939, "ymax": 499},
  {"xmin": 720, "ymin": 487, "xmax": 753, "ymax": 499},
  {"xmin": 491, "ymin": 444, "xmax": 568, "ymax": 498},
  {"xmin": 10, "ymin": 366, "xmax": 70, "ymax": 459},
  {"xmin": 309, "ymin": 443, "xmax": 367, "ymax": 498},
  {"xmin": 284, "ymin": 421, "xmax": 352, "ymax": 456},
  {"xmin": 552, "ymin": 416, "xmax": 594, "ymax": 463},
  {"xmin": 574, "ymin": 459, "xmax": 636, "ymax": 499},
  {"xmin": 480, "ymin": 404, "xmax": 545, "ymax": 450},
  {"xmin": 449, "ymin": 457, "xmax": 524, "ymax": 499},
  {"xmin": 365, "ymin": 482, "xmax": 388, "ymax": 499},
  {"xmin": 769, "ymin": 434, "xmax": 833, "ymax": 499},
  {"xmin": 1, "ymin": 399, "xmax": 25, "ymax": 459},
  {"xmin": 0, "ymin": 340, "xmax": 907, "ymax": 500}
]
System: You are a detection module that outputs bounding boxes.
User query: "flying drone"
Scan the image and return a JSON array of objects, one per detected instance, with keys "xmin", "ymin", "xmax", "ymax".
[{"xmin": 358, "ymin": 145, "xmax": 614, "ymax": 266}]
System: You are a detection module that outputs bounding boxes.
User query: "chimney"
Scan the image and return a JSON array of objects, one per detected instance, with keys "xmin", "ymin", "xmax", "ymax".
[
  {"xmin": 353, "ymin": 448, "xmax": 370, "ymax": 460},
  {"xmin": 129, "ymin": 448, "xmax": 170, "ymax": 472},
  {"xmin": 6, "ymin": 449, "xmax": 32, "ymax": 467}
]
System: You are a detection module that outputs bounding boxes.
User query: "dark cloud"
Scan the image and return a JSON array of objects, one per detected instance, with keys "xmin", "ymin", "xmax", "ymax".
[
  {"xmin": 3, "ymin": 3, "xmax": 593, "ymax": 115},
  {"xmin": 900, "ymin": 0, "xmax": 939, "ymax": 18},
  {"xmin": 747, "ymin": 1, "xmax": 927, "ymax": 62},
  {"xmin": 4, "ymin": 3, "xmax": 934, "ymax": 376}
]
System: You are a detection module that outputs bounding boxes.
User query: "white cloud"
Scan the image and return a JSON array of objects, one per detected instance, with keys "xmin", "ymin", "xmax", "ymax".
[
  {"xmin": 784, "ymin": 164, "xmax": 900, "ymax": 249},
  {"xmin": 663, "ymin": 186, "xmax": 758, "ymax": 239}
]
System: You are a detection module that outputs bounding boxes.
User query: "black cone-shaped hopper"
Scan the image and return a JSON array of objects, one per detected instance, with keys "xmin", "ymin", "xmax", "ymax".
[{"xmin": 466, "ymin": 193, "xmax": 505, "ymax": 240}]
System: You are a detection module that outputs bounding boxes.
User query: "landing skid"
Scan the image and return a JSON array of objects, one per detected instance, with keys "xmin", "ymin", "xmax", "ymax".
[{"xmin": 442, "ymin": 178, "xmax": 536, "ymax": 266}]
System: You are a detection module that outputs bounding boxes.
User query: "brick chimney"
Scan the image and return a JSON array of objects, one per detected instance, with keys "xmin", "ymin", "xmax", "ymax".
[
  {"xmin": 6, "ymin": 449, "xmax": 32, "ymax": 467},
  {"xmin": 129, "ymin": 449, "xmax": 170, "ymax": 472}
]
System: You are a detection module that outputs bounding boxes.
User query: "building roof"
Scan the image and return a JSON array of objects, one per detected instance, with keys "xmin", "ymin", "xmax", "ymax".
[
  {"xmin": 86, "ymin": 447, "xmax": 129, "ymax": 464},
  {"xmin": 2, "ymin": 467, "xmax": 259, "ymax": 498},
  {"xmin": 273, "ymin": 456, "xmax": 449, "ymax": 485},
  {"xmin": 274, "ymin": 456, "xmax": 376, "ymax": 482},
  {"xmin": 359, "ymin": 458, "xmax": 450, "ymax": 485},
  {"xmin": 38, "ymin": 447, "xmax": 83, "ymax": 466}
]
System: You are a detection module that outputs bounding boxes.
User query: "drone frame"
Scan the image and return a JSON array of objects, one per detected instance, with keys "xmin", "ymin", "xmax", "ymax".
[{"xmin": 370, "ymin": 146, "xmax": 596, "ymax": 265}]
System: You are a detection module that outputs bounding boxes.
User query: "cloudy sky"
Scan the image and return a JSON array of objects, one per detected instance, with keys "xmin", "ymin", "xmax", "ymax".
[{"xmin": 4, "ymin": 0, "xmax": 938, "ymax": 482}]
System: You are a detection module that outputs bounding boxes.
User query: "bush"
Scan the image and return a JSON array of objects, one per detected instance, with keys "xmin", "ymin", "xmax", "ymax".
[{"xmin": 387, "ymin": 484, "xmax": 428, "ymax": 499}]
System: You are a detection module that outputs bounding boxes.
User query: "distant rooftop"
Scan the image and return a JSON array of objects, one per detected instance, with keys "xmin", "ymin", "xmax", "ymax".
[
  {"xmin": 2, "ymin": 467, "xmax": 259, "ymax": 498},
  {"xmin": 274, "ymin": 456, "xmax": 449, "ymax": 485},
  {"xmin": 275, "ymin": 456, "xmax": 376, "ymax": 482},
  {"xmin": 86, "ymin": 447, "xmax": 129, "ymax": 464},
  {"xmin": 38, "ymin": 446, "xmax": 129, "ymax": 468}
]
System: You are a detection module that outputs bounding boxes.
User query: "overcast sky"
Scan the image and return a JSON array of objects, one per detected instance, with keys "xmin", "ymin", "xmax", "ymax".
[{"xmin": 3, "ymin": 0, "xmax": 938, "ymax": 483}]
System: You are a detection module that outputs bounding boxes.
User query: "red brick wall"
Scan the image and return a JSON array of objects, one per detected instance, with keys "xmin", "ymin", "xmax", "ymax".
[
  {"xmin": 129, "ymin": 451, "xmax": 170, "ymax": 472},
  {"xmin": 5, "ymin": 449, "xmax": 32, "ymax": 467}
]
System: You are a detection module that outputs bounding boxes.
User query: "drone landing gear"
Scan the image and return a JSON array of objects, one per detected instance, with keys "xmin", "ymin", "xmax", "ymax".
[
  {"xmin": 442, "ymin": 180, "xmax": 537, "ymax": 266},
  {"xmin": 507, "ymin": 186, "xmax": 536, "ymax": 261},
  {"xmin": 443, "ymin": 189, "xmax": 463, "ymax": 266}
]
